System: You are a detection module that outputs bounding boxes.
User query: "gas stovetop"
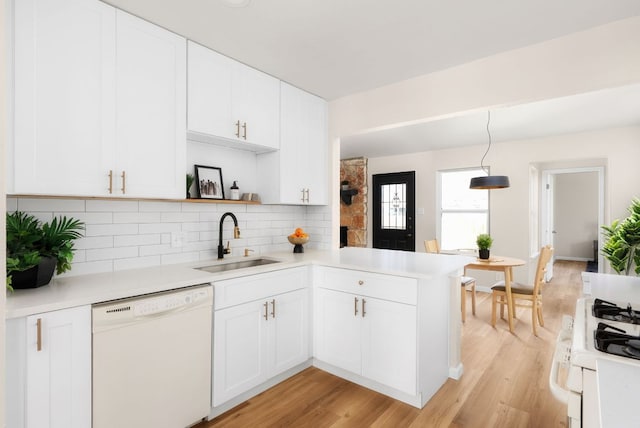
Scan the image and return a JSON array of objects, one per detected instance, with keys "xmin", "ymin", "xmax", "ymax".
[
  {"xmin": 592, "ymin": 298, "xmax": 640, "ymax": 324},
  {"xmin": 594, "ymin": 322, "xmax": 640, "ymax": 360}
]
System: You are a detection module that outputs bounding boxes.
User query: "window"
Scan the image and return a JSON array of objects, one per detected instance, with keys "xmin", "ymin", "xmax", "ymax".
[
  {"xmin": 380, "ymin": 183, "xmax": 406, "ymax": 230},
  {"xmin": 437, "ymin": 168, "xmax": 489, "ymax": 251}
]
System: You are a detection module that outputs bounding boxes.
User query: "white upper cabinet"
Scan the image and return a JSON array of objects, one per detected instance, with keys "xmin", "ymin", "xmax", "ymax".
[
  {"xmin": 187, "ymin": 41, "xmax": 279, "ymax": 152},
  {"xmin": 12, "ymin": 0, "xmax": 186, "ymax": 198},
  {"xmin": 257, "ymin": 82, "xmax": 328, "ymax": 205},
  {"xmin": 115, "ymin": 11, "xmax": 186, "ymax": 199},
  {"xmin": 13, "ymin": 0, "xmax": 116, "ymax": 195}
]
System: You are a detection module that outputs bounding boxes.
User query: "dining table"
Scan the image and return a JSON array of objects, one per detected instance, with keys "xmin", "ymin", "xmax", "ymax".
[{"xmin": 465, "ymin": 256, "xmax": 526, "ymax": 333}]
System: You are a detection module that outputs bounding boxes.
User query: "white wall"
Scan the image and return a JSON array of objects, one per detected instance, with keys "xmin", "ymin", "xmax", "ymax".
[
  {"xmin": 6, "ymin": 197, "xmax": 330, "ymax": 277},
  {"xmin": 366, "ymin": 127, "xmax": 640, "ymax": 285},
  {"xmin": 554, "ymin": 172, "xmax": 599, "ymax": 261},
  {"xmin": 1, "ymin": 0, "xmax": 6, "ymax": 421}
]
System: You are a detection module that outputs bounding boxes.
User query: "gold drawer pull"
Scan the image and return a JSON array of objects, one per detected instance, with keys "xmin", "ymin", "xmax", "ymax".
[{"xmin": 36, "ymin": 318, "xmax": 42, "ymax": 352}]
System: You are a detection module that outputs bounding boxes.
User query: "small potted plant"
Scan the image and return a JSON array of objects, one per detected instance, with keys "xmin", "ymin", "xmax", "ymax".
[
  {"xmin": 476, "ymin": 233, "xmax": 493, "ymax": 260},
  {"xmin": 6, "ymin": 211, "xmax": 84, "ymax": 291}
]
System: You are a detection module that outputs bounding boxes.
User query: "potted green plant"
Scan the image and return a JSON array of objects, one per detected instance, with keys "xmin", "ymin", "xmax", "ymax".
[
  {"xmin": 6, "ymin": 211, "xmax": 84, "ymax": 291},
  {"xmin": 476, "ymin": 233, "xmax": 493, "ymax": 260},
  {"xmin": 602, "ymin": 198, "xmax": 640, "ymax": 275}
]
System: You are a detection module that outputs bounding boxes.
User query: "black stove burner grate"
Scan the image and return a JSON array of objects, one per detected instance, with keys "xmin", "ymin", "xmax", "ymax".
[
  {"xmin": 592, "ymin": 298, "xmax": 640, "ymax": 324},
  {"xmin": 594, "ymin": 322, "xmax": 640, "ymax": 360}
]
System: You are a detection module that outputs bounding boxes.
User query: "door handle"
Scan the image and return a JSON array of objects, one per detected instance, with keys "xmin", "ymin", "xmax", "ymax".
[
  {"xmin": 270, "ymin": 299, "xmax": 276, "ymax": 318},
  {"xmin": 354, "ymin": 297, "xmax": 359, "ymax": 316},
  {"xmin": 362, "ymin": 299, "xmax": 366, "ymax": 318},
  {"xmin": 120, "ymin": 171, "xmax": 126, "ymax": 194},
  {"xmin": 235, "ymin": 120, "xmax": 241, "ymax": 138},
  {"xmin": 108, "ymin": 170, "xmax": 113, "ymax": 194},
  {"xmin": 242, "ymin": 122, "xmax": 247, "ymax": 140},
  {"xmin": 263, "ymin": 301, "xmax": 269, "ymax": 320}
]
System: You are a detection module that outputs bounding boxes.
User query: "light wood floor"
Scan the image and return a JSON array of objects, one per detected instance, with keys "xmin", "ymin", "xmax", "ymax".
[{"xmin": 198, "ymin": 260, "xmax": 582, "ymax": 428}]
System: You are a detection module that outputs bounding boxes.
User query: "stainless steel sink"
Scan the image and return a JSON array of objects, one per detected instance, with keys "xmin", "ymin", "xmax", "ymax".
[{"xmin": 195, "ymin": 258, "xmax": 280, "ymax": 273}]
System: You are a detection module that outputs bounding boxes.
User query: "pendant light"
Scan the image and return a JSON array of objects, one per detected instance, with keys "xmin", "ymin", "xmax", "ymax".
[{"xmin": 469, "ymin": 111, "xmax": 510, "ymax": 189}]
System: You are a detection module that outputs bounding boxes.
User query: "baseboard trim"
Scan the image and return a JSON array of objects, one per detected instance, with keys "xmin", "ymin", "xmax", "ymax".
[{"xmin": 555, "ymin": 257, "xmax": 592, "ymax": 262}]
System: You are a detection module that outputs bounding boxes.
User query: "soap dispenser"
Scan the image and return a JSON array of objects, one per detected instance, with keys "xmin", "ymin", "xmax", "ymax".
[{"xmin": 230, "ymin": 181, "xmax": 240, "ymax": 200}]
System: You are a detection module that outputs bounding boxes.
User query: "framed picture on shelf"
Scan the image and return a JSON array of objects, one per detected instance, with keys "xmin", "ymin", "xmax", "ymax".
[{"xmin": 195, "ymin": 165, "xmax": 225, "ymax": 200}]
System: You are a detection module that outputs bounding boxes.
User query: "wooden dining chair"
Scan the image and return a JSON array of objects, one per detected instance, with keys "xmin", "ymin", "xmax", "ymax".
[
  {"xmin": 491, "ymin": 245, "xmax": 554, "ymax": 336},
  {"xmin": 424, "ymin": 239, "xmax": 476, "ymax": 322}
]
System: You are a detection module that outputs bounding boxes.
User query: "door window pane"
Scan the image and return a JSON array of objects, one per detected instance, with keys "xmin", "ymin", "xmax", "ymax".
[{"xmin": 381, "ymin": 183, "xmax": 406, "ymax": 230}]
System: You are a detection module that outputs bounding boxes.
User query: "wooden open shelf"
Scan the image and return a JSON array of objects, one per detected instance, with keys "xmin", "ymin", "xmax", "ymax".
[{"xmin": 8, "ymin": 194, "xmax": 261, "ymax": 205}]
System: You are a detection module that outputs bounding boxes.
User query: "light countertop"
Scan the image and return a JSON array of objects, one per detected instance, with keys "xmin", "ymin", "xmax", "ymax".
[{"xmin": 6, "ymin": 247, "xmax": 473, "ymax": 319}]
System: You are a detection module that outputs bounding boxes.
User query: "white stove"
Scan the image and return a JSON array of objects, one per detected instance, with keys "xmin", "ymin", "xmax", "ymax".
[{"xmin": 549, "ymin": 272, "xmax": 640, "ymax": 428}]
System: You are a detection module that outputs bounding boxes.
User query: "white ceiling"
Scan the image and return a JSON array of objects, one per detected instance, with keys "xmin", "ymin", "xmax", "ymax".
[
  {"xmin": 104, "ymin": 0, "xmax": 640, "ymax": 158},
  {"xmin": 340, "ymin": 84, "xmax": 640, "ymax": 158}
]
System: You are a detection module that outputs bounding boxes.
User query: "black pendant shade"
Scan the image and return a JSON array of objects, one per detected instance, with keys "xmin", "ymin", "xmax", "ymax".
[
  {"xmin": 469, "ymin": 175, "xmax": 510, "ymax": 189},
  {"xmin": 469, "ymin": 111, "xmax": 510, "ymax": 190}
]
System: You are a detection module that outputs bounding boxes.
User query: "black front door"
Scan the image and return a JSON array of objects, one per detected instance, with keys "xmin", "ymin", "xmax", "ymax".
[{"xmin": 372, "ymin": 171, "xmax": 415, "ymax": 251}]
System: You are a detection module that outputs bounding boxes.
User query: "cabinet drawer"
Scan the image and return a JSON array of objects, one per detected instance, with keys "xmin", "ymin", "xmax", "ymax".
[
  {"xmin": 318, "ymin": 267, "xmax": 417, "ymax": 305},
  {"xmin": 214, "ymin": 267, "xmax": 308, "ymax": 310}
]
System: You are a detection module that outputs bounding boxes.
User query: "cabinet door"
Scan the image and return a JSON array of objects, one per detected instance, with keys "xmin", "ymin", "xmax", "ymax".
[
  {"xmin": 314, "ymin": 288, "xmax": 361, "ymax": 374},
  {"xmin": 361, "ymin": 297, "xmax": 417, "ymax": 395},
  {"xmin": 271, "ymin": 288, "xmax": 310, "ymax": 376},
  {"xmin": 187, "ymin": 41, "xmax": 235, "ymax": 139},
  {"xmin": 233, "ymin": 62, "xmax": 280, "ymax": 150},
  {"xmin": 115, "ymin": 10, "xmax": 186, "ymax": 198},
  {"xmin": 26, "ymin": 306, "xmax": 92, "ymax": 428},
  {"xmin": 278, "ymin": 82, "xmax": 328, "ymax": 204},
  {"xmin": 13, "ymin": 0, "xmax": 116, "ymax": 195},
  {"xmin": 213, "ymin": 300, "xmax": 269, "ymax": 407}
]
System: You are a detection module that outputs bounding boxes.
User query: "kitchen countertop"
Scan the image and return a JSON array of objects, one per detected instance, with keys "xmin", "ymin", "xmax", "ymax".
[{"xmin": 6, "ymin": 247, "xmax": 473, "ymax": 319}]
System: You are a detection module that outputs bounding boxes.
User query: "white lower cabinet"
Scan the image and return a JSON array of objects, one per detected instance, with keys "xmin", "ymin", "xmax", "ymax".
[
  {"xmin": 212, "ymin": 268, "xmax": 310, "ymax": 407},
  {"xmin": 6, "ymin": 305, "xmax": 91, "ymax": 428},
  {"xmin": 314, "ymin": 288, "xmax": 417, "ymax": 395}
]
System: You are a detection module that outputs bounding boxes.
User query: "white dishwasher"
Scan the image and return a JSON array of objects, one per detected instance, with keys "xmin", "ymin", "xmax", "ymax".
[{"xmin": 92, "ymin": 284, "xmax": 213, "ymax": 428}]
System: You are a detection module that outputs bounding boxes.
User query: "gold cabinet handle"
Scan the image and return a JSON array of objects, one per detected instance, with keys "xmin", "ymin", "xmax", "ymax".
[
  {"xmin": 362, "ymin": 299, "xmax": 366, "ymax": 318},
  {"xmin": 242, "ymin": 122, "xmax": 247, "ymax": 140},
  {"xmin": 120, "ymin": 171, "xmax": 126, "ymax": 194},
  {"xmin": 358, "ymin": 280, "xmax": 364, "ymax": 286},
  {"xmin": 263, "ymin": 301, "xmax": 269, "ymax": 320},
  {"xmin": 270, "ymin": 299, "xmax": 276, "ymax": 318},
  {"xmin": 36, "ymin": 318, "xmax": 42, "ymax": 352},
  {"xmin": 354, "ymin": 297, "xmax": 359, "ymax": 316},
  {"xmin": 235, "ymin": 120, "xmax": 240, "ymax": 138},
  {"xmin": 108, "ymin": 170, "xmax": 113, "ymax": 194}
]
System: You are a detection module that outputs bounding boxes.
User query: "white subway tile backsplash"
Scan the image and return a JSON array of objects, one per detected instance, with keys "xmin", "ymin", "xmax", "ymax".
[
  {"xmin": 113, "ymin": 212, "xmax": 161, "ymax": 224},
  {"xmin": 75, "ymin": 236, "xmax": 114, "ymax": 250},
  {"xmin": 114, "ymin": 234, "xmax": 161, "ymax": 247},
  {"xmin": 87, "ymin": 223, "xmax": 138, "ymax": 236},
  {"xmin": 139, "ymin": 201, "xmax": 181, "ymax": 212},
  {"xmin": 161, "ymin": 252, "xmax": 200, "ymax": 265},
  {"xmin": 114, "ymin": 256, "xmax": 161, "ymax": 271},
  {"xmin": 138, "ymin": 223, "xmax": 181, "ymax": 234},
  {"xmin": 6, "ymin": 197, "xmax": 17, "ymax": 211},
  {"xmin": 86, "ymin": 246, "xmax": 139, "ymax": 262},
  {"xmin": 7, "ymin": 196, "xmax": 332, "ymax": 276},
  {"xmin": 54, "ymin": 212, "xmax": 113, "ymax": 224},
  {"xmin": 18, "ymin": 198, "xmax": 85, "ymax": 212},
  {"xmin": 139, "ymin": 244, "xmax": 181, "ymax": 257},
  {"xmin": 161, "ymin": 212, "xmax": 199, "ymax": 223},
  {"xmin": 86, "ymin": 200, "xmax": 138, "ymax": 212}
]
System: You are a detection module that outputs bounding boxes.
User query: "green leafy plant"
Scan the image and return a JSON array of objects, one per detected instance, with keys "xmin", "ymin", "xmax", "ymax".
[
  {"xmin": 6, "ymin": 211, "xmax": 84, "ymax": 290},
  {"xmin": 602, "ymin": 198, "xmax": 640, "ymax": 275},
  {"xmin": 476, "ymin": 233, "xmax": 493, "ymax": 250}
]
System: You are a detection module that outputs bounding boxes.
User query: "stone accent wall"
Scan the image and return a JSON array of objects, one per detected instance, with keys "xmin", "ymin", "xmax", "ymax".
[{"xmin": 340, "ymin": 157, "xmax": 367, "ymax": 247}]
